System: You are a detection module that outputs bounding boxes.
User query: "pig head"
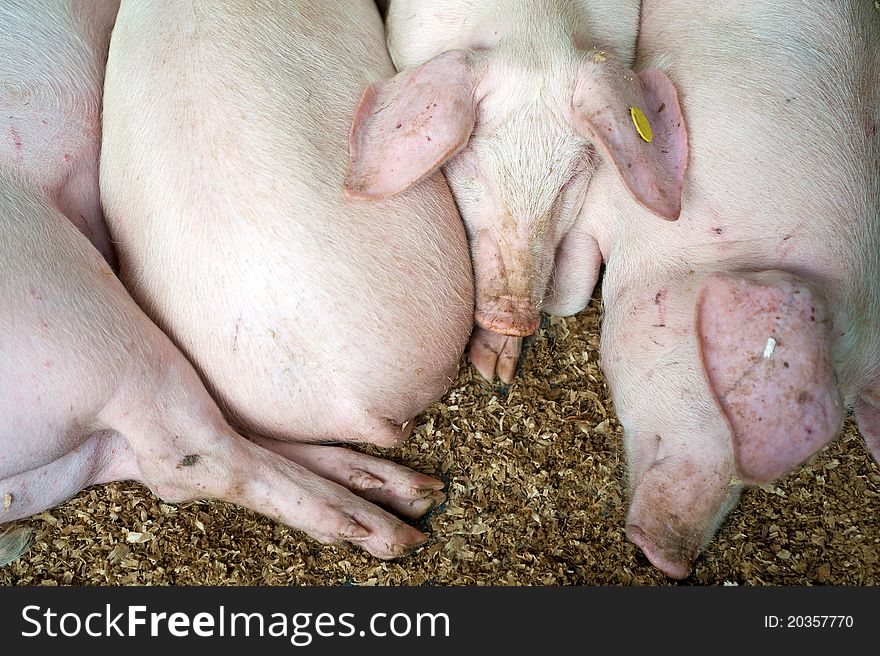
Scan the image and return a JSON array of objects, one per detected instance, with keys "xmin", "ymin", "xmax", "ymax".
[
  {"xmin": 343, "ymin": 30, "xmax": 688, "ymax": 348},
  {"xmin": 601, "ymin": 265, "xmax": 849, "ymax": 578},
  {"xmin": 579, "ymin": 0, "xmax": 880, "ymax": 579}
]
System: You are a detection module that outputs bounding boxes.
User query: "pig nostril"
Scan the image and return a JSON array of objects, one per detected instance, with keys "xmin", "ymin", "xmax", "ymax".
[{"xmin": 625, "ymin": 523, "xmax": 694, "ymax": 580}]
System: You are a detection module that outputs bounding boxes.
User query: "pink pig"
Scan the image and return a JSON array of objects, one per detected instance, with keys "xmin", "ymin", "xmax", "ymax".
[
  {"xmin": 0, "ymin": 192, "xmax": 445, "ymax": 564},
  {"xmin": 345, "ymin": 0, "xmax": 688, "ymax": 383},
  {"xmin": 100, "ymin": 1, "xmax": 473, "ymax": 448},
  {"xmin": 0, "ymin": 0, "xmax": 118, "ymax": 267},
  {"xmin": 577, "ymin": 0, "xmax": 880, "ymax": 578},
  {"xmin": 1, "ymin": 0, "xmax": 450, "ymax": 567}
]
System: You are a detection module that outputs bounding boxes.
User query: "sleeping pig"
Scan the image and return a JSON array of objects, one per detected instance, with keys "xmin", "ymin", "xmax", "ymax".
[
  {"xmin": 345, "ymin": 0, "xmax": 687, "ymax": 383},
  {"xmin": 0, "ymin": 193, "xmax": 447, "ymax": 564},
  {"xmin": 100, "ymin": 0, "xmax": 474, "ymax": 449},
  {"xmin": 581, "ymin": 0, "xmax": 879, "ymax": 578},
  {"xmin": 1, "ymin": 0, "xmax": 446, "ymax": 566}
]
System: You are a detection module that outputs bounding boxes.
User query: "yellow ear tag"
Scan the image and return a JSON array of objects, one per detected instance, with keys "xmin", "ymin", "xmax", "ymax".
[{"xmin": 630, "ymin": 106, "xmax": 653, "ymax": 143}]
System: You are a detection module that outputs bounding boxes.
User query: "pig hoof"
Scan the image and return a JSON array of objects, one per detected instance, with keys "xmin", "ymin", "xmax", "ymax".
[
  {"xmin": 409, "ymin": 473, "xmax": 446, "ymax": 492},
  {"xmin": 246, "ymin": 438, "xmax": 447, "ymax": 519},
  {"xmin": 388, "ymin": 526, "xmax": 430, "ymax": 558},
  {"xmin": 346, "ymin": 524, "xmax": 428, "ymax": 560},
  {"xmin": 333, "ymin": 513, "xmax": 429, "ymax": 559},
  {"xmin": 468, "ymin": 327, "xmax": 523, "ymax": 384},
  {"xmin": 626, "ymin": 524, "xmax": 693, "ymax": 580},
  {"xmin": 407, "ymin": 490, "xmax": 447, "ymax": 516},
  {"xmin": 341, "ymin": 517, "xmax": 372, "ymax": 540}
]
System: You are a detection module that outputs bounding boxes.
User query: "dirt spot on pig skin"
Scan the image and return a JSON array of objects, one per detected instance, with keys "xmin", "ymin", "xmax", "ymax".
[
  {"xmin": 9, "ymin": 125, "xmax": 22, "ymax": 149},
  {"xmin": 177, "ymin": 454, "xmax": 200, "ymax": 468},
  {"xmin": 652, "ymin": 289, "xmax": 667, "ymax": 327}
]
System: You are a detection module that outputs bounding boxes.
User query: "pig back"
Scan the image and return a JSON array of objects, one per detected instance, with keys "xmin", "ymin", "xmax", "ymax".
[
  {"xmin": 628, "ymin": 0, "xmax": 880, "ymax": 396},
  {"xmin": 100, "ymin": 0, "xmax": 474, "ymax": 442}
]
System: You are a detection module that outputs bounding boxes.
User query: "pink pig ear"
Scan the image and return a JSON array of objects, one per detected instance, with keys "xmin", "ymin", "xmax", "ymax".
[
  {"xmin": 344, "ymin": 50, "xmax": 477, "ymax": 200},
  {"xmin": 696, "ymin": 271, "xmax": 844, "ymax": 485},
  {"xmin": 572, "ymin": 57, "xmax": 688, "ymax": 220}
]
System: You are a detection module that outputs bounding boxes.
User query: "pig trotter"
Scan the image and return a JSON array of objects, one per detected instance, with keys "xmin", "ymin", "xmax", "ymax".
[
  {"xmin": 468, "ymin": 326, "xmax": 523, "ymax": 384},
  {"xmin": 243, "ymin": 437, "xmax": 447, "ymax": 519}
]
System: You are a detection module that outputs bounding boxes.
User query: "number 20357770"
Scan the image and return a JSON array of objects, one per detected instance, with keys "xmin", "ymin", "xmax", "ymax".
[{"xmin": 764, "ymin": 616, "xmax": 854, "ymax": 629}]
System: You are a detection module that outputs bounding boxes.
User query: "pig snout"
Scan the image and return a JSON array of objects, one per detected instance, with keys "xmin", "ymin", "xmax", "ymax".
[
  {"xmin": 625, "ymin": 441, "xmax": 741, "ymax": 579},
  {"xmin": 471, "ymin": 229, "xmax": 549, "ymax": 336},
  {"xmin": 474, "ymin": 296, "xmax": 541, "ymax": 336}
]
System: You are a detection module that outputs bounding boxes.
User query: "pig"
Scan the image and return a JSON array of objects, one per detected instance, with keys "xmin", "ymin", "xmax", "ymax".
[
  {"xmin": 0, "ymin": 178, "xmax": 445, "ymax": 564},
  {"xmin": 576, "ymin": 0, "xmax": 879, "ymax": 578},
  {"xmin": 1, "ymin": 0, "xmax": 120, "ymax": 566},
  {"xmin": 0, "ymin": 190, "xmax": 447, "ymax": 565},
  {"xmin": 2, "ymin": 0, "xmax": 446, "ymax": 567},
  {"xmin": 99, "ymin": 1, "xmax": 473, "ymax": 449},
  {"xmin": 345, "ymin": 0, "xmax": 689, "ymax": 384},
  {"xmin": 1, "ymin": 0, "xmax": 119, "ymax": 268}
]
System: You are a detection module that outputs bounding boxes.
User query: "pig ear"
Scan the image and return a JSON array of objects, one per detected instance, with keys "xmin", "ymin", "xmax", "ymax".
[
  {"xmin": 344, "ymin": 50, "xmax": 477, "ymax": 200},
  {"xmin": 695, "ymin": 271, "xmax": 844, "ymax": 485},
  {"xmin": 572, "ymin": 58, "xmax": 688, "ymax": 220}
]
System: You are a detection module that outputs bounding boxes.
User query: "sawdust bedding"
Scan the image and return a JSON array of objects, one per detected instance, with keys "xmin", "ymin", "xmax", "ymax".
[{"xmin": 2, "ymin": 294, "xmax": 878, "ymax": 587}]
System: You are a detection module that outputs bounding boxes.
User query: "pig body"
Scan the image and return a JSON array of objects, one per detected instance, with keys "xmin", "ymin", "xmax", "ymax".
[
  {"xmin": 581, "ymin": 0, "xmax": 880, "ymax": 578},
  {"xmin": 0, "ymin": 180, "xmax": 444, "ymax": 565},
  {"xmin": 0, "ymin": 0, "xmax": 119, "ymax": 266},
  {"xmin": 2, "ymin": 0, "xmax": 448, "ymax": 567},
  {"xmin": 100, "ymin": 0, "xmax": 474, "ymax": 448},
  {"xmin": 347, "ymin": 0, "xmax": 690, "ymax": 383}
]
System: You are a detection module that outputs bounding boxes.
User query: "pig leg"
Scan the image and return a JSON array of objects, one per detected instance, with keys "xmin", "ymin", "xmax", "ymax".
[
  {"xmin": 542, "ymin": 226, "xmax": 602, "ymax": 318},
  {"xmin": 0, "ymin": 432, "xmax": 139, "ymax": 566},
  {"xmin": 248, "ymin": 437, "xmax": 446, "ymax": 518},
  {"xmin": 854, "ymin": 387, "xmax": 880, "ymax": 465},
  {"xmin": 103, "ymin": 371, "xmax": 430, "ymax": 559},
  {"xmin": 2, "ymin": 425, "xmax": 430, "ymax": 562},
  {"xmin": 468, "ymin": 327, "xmax": 523, "ymax": 384},
  {"xmin": 0, "ymin": 432, "xmax": 138, "ymax": 524}
]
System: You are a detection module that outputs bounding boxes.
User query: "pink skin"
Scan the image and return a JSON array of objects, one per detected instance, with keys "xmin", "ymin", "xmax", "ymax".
[
  {"xmin": 100, "ymin": 1, "xmax": 474, "ymax": 450},
  {"xmin": 697, "ymin": 272, "xmax": 844, "ymax": 485},
  {"xmin": 0, "ymin": 0, "xmax": 119, "ymax": 268},
  {"xmin": 0, "ymin": 182, "xmax": 446, "ymax": 567},
  {"xmin": 1, "ymin": 0, "xmax": 450, "ymax": 568},
  {"xmin": 346, "ymin": 0, "xmax": 688, "ymax": 382},
  {"xmin": 576, "ymin": 0, "xmax": 880, "ymax": 578}
]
